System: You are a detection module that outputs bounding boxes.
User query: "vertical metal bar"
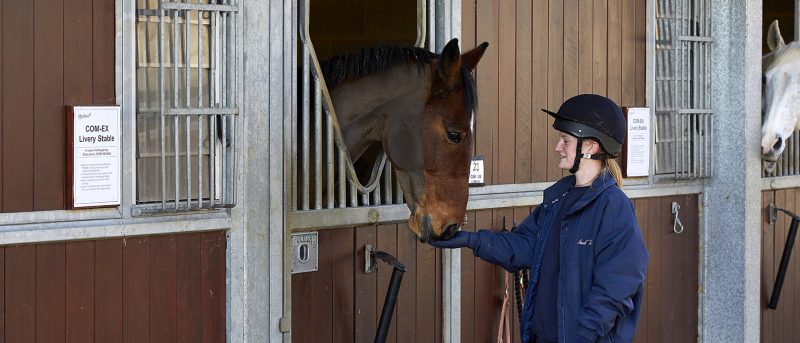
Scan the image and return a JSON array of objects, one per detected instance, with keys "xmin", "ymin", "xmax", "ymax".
[
  {"xmin": 338, "ymin": 147, "xmax": 345, "ymax": 208},
  {"xmin": 362, "ymin": 191, "xmax": 370, "ymax": 206},
  {"xmin": 314, "ymin": 77, "xmax": 322, "ymax": 210},
  {"xmin": 185, "ymin": 6, "xmax": 192, "ymax": 208},
  {"xmin": 160, "ymin": 5, "xmax": 167, "ymax": 210},
  {"xmin": 197, "ymin": 9, "xmax": 203, "ymax": 208},
  {"xmin": 301, "ymin": 45, "xmax": 310, "ymax": 210},
  {"xmin": 350, "ymin": 175, "xmax": 357, "ymax": 207},
  {"xmin": 373, "ymin": 171, "xmax": 382, "ymax": 206},
  {"xmin": 428, "ymin": 0, "xmax": 435, "ymax": 50},
  {"xmin": 173, "ymin": 8, "xmax": 180, "ymax": 209},
  {"xmin": 209, "ymin": 10, "xmax": 217, "ymax": 207},
  {"xmin": 221, "ymin": 9, "xmax": 228, "ymax": 205},
  {"xmin": 326, "ymin": 108, "xmax": 334, "ymax": 209},
  {"xmin": 384, "ymin": 161, "xmax": 393, "ymax": 205}
]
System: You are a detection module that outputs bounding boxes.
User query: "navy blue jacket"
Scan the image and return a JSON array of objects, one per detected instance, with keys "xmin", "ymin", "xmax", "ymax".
[{"xmin": 464, "ymin": 173, "xmax": 648, "ymax": 343}]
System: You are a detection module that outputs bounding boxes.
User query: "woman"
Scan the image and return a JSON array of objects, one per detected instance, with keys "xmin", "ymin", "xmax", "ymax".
[{"xmin": 431, "ymin": 94, "xmax": 648, "ymax": 343}]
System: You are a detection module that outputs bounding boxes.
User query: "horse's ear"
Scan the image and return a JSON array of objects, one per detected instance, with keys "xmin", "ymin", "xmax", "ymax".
[
  {"xmin": 768, "ymin": 20, "xmax": 786, "ymax": 52},
  {"xmin": 462, "ymin": 42, "xmax": 489, "ymax": 71},
  {"xmin": 437, "ymin": 38, "xmax": 462, "ymax": 87}
]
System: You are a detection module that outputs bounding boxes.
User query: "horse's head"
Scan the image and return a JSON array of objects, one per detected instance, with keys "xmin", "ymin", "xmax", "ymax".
[
  {"xmin": 382, "ymin": 39, "xmax": 488, "ymax": 242},
  {"xmin": 762, "ymin": 20, "xmax": 800, "ymax": 172}
]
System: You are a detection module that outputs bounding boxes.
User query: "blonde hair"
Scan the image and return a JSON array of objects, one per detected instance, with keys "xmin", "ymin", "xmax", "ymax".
[{"xmin": 602, "ymin": 159, "xmax": 624, "ymax": 189}]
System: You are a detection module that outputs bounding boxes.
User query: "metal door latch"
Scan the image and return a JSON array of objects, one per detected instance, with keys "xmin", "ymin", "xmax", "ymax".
[{"xmin": 672, "ymin": 202, "xmax": 684, "ymax": 234}]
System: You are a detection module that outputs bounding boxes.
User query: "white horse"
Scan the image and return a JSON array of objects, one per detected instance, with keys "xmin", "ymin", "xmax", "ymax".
[{"xmin": 762, "ymin": 20, "xmax": 800, "ymax": 173}]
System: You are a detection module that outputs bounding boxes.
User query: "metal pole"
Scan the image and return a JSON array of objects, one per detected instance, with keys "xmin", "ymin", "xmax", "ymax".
[
  {"xmin": 769, "ymin": 214, "xmax": 800, "ymax": 309},
  {"xmin": 371, "ymin": 250, "xmax": 406, "ymax": 343}
]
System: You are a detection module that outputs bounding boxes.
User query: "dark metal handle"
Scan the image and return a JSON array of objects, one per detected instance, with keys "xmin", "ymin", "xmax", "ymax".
[
  {"xmin": 768, "ymin": 205, "xmax": 800, "ymax": 309},
  {"xmin": 364, "ymin": 244, "xmax": 406, "ymax": 343}
]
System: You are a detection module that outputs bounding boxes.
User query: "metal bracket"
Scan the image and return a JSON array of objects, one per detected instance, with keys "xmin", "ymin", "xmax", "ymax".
[
  {"xmin": 365, "ymin": 244, "xmax": 377, "ymax": 273},
  {"xmin": 769, "ymin": 203, "xmax": 778, "ymax": 224}
]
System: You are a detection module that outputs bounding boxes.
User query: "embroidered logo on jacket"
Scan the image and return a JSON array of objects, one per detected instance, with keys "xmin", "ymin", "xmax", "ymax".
[{"xmin": 577, "ymin": 239, "xmax": 593, "ymax": 246}]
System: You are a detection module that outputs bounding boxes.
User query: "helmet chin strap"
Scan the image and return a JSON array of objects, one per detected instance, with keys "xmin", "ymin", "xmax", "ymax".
[{"xmin": 569, "ymin": 138, "xmax": 613, "ymax": 174}]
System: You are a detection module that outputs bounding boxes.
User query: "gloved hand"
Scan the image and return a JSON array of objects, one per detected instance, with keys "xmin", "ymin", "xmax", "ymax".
[{"xmin": 428, "ymin": 230, "xmax": 473, "ymax": 249}]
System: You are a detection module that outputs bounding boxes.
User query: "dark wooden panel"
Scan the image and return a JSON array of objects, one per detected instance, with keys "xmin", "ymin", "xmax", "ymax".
[
  {"xmin": 607, "ymin": 0, "xmax": 622, "ymax": 103},
  {"xmin": 36, "ymin": 243, "xmax": 66, "ymax": 342},
  {"xmin": 546, "ymin": 0, "xmax": 564, "ymax": 181},
  {"xmin": 124, "ymin": 236, "xmax": 150, "ymax": 343},
  {"xmin": 497, "ymin": 0, "xmax": 516, "ymax": 185},
  {"xmin": 578, "ymin": 0, "xmax": 593, "ymax": 95},
  {"xmin": 66, "ymin": 241, "xmax": 95, "ymax": 343},
  {"xmin": 530, "ymin": 0, "xmax": 549, "ymax": 183},
  {"xmin": 313, "ymin": 229, "xmax": 335, "ymax": 341},
  {"xmin": 291, "ymin": 247, "xmax": 314, "ymax": 342},
  {"xmin": 472, "ymin": 210, "xmax": 495, "ymax": 342},
  {"xmin": 0, "ymin": 0, "xmax": 4, "ymax": 211},
  {"xmin": 2, "ymin": 0, "xmax": 35, "ymax": 212},
  {"xmin": 93, "ymin": 0, "xmax": 116, "ymax": 105},
  {"xmin": 376, "ymin": 224, "xmax": 398, "ymax": 342},
  {"xmin": 64, "ymin": 0, "xmax": 94, "ymax": 106},
  {"xmin": 621, "ymin": 0, "xmax": 636, "ymax": 106},
  {"xmin": 177, "ymin": 233, "xmax": 202, "ymax": 343},
  {"xmin": 332, "ymin": 227, "xmax": 355, "ymax": 342},
  {"xmin": 634, "ymin": 0, "xmax": 646, "ymax": 106},
  {"xmin": 416, "ymin": 229, "xmax": 437, "ymax": 342},
  {"xmin": 514, "ymin": 0, "xmax": 531, "ymax": 184},
  {"xmin": 151, "ymin": 235, "xmax": 178, "ymax": 342},
  {"xmin": 563, "ymin": 0, "xmax": 579, "ymax": 100},
  {"xmin": 592, "ymin": 0, "xmax": 608, "ymax": 95},
  {"xmin": 475, "ymin": 0, "xmax": 497, "ymax": 186},
  {"xmin": 201, "ymin": 231, "xmax": 226, "ymax": 343},
  {"xmin": 95, "ymin": 239, "xmax": 123, "ymax": 343},
  {"xmin": 355, "ymin": 225, "xmax": 378, "ymax": 342},
  {"xmin": 33, "ymin": 0, "xmax": 65, "ymax": 210},
  {"xmin": 0, "ymin": 247, "xmax": 4, "ymax": 343},
  {"xmin": 6, "ymin": 245, "xmax": 36, "ymax": 343},
  {"xmin": 396, "ymin": 223, "xmax": 417, "ymax": 343}
]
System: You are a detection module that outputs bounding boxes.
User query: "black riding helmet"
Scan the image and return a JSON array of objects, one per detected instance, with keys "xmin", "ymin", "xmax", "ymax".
[{"xmin": 542, "ymin": 94, "xmax": 626, "ymax": 174}]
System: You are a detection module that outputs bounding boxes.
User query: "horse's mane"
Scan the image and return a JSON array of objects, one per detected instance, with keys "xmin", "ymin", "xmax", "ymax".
[{"xmin": 320, "ymin": 45, "xmax": 478, "ymax": 115}]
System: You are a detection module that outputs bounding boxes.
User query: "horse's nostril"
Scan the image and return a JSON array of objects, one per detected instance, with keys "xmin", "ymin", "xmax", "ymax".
[
  {"xmin": 774, "ymin": 136, "xmax": 784, "ymax": 151},
  {"xmin": 444, "ymin": 223, "xmax": 459, "ymax": 239}
]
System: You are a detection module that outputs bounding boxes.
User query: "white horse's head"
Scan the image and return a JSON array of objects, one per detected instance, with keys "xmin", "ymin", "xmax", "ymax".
[{"xmin": 762, "ymin": 20, "xmax": 800, "ymax": 173}]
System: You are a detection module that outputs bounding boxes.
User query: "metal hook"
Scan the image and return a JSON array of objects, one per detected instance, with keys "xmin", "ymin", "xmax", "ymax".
[{"xmin": 672, "ymin": 202, "xmax": 684, "ymax": 234}]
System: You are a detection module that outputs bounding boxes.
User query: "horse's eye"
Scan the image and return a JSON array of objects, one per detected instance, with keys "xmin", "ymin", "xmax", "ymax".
[{"xmin": 446, "ymin": 131, "xmax": 462, "ymax": 144}]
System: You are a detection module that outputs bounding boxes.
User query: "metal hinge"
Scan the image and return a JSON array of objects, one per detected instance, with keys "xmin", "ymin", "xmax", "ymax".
[{"xmin": 279, "ymin": 316, "xmax": 291, "ymax": 333}]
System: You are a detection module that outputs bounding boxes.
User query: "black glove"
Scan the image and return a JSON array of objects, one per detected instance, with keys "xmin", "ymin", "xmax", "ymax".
[{"xmin": 428, "ymin": 231, "xmax": 473, "ymax": 249}]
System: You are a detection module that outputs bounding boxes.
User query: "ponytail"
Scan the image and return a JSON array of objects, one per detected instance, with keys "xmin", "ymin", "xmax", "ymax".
[{"xmin": 602, "ymin": 159, "xmax": 624, "ymax": 189}]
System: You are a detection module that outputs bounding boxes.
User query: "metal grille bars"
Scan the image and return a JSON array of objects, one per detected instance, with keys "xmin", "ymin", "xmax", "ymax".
[
  {"xmin": 292, "ymin": 0, "xmax": 426, "ymax": 212},
  {"xmin": 654, "ymin": 0, "xmax": 713, "ymax": 179},
  {"xmin": 135, "ymin": 0, "xmax": 238, "ymax": 213}
]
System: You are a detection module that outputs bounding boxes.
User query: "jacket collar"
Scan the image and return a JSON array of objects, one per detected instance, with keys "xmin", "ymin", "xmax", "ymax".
[{"xmin": 542, "ymin": 171, "xmax": 618, "ymax": 214}]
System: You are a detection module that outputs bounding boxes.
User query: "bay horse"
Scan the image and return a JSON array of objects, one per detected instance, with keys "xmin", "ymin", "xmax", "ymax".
[
  {"xmin": 319, "ymin": 38, "xmax": 488, "ymax": 242},
  {"xmin": 762, "ymin": 20, "xmax": 800, "ymax": 172}
]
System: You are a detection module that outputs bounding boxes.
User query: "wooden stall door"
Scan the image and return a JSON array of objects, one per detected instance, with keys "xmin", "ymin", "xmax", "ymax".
[
  {"xmin": 0, "ymin": 231, "xmax": 226, "ymax": 343},
  {"xmin": 291, "ymin": 224, "xmax": 443, "ymax": 343},
  {"xmin": 458, "ymin": 195, "xmax": 700, "ymax": 343},
  {"xmin": 461, "ymin": 0, "xmax": 646, "ymax": 186},
  {"xmin": 0, "ymin": 0, "xmax": 115, "ymax": 213},
  {"xmin": 761, "ymin": 188, "xmax": 800, "ymax": 342}
]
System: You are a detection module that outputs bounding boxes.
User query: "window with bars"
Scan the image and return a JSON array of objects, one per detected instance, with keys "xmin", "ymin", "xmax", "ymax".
[
  {"xmin": 654, "ymin": 0, "xmax": 713, "ymax": 179},
  {"xmin": 135, "ymin": 0, "xmax": 238, "ymax": 212}
]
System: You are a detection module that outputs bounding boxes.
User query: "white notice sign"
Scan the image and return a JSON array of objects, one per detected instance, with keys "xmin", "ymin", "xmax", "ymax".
[
  {"xmin": 469, "ymin": 156, "xmax": 484, "ymax": 186},
  {"xmin": 625, "ymin": 107, "xmax": 651, "ymax": 177},
  {"xmin": 70, "ymin": 106, "xmax": 121, "ymax": 208}
]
